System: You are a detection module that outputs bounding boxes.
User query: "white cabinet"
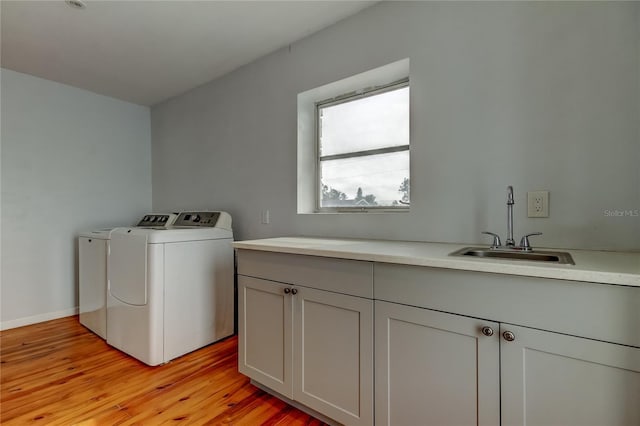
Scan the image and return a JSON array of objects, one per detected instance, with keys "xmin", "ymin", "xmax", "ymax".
[
  {"xmin": 375, "ymin": 301, "xmax": 500, "ymax": 426},
  {"xmin": 237, "ymin": 251, "xmax": 374, "ymax": 426},
  {"xmin": 238, "ymin": 276, "xmax": 292, "ymax": 397},
  {"xmin": 376, "ymin": 300, "xmax": 640, "ymax": 426},
  {"xmin": 237, "ymin": 249, "xmax": 639, "ymax": 426},
  {"xmin": 293, "ymin": 286, "xmax": 373, "ymax": 425},
  {"xmin": 375, "ymin": 264, "xmax": 640, "ymax": 426},
  {"xmin": 375, "ymin": 301, "xmax": 640, "ymax": 426},
  {"xmin": 501, "ymin": 324, "xmax": 640, "ymax": 426}
]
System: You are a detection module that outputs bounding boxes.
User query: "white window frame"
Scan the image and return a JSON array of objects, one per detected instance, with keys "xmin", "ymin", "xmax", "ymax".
[
  {"xmin": 297, "ymin": 58, "xmax": 410, "ymax": 214},
  {"xmin": 315, "ymin": 78, "xmax": 410, "ymax": 212}
]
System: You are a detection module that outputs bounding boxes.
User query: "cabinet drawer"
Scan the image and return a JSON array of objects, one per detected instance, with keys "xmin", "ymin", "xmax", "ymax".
[
  {"xmin": 375, "ymin": 263, "xmax": 640, "ymax": 348},
  {"xmin": 237, "ymin": 249, "xmax": 373, "ymax": 298}
]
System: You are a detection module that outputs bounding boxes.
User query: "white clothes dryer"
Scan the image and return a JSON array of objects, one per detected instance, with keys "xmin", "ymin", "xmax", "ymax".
[
  {"xmin": 78, "ymin": 213, "xmax": 177, "ymax": 339},
  {"xmin": 79, "ymin": 228, "xmax": 113, "ymax": 339},
  {"xmin": 107, "ymin": 211, "xmax": 234, "ymax": 366}
]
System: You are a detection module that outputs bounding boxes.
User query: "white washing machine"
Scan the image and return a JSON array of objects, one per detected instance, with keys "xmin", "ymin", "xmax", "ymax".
[
  {"xmin": 78, "ymin": 213, "xmax": 177, "ymax": 339},
  {"xmin": 107, "ymin": 211, "xmax": 234, "ymax": 366}
]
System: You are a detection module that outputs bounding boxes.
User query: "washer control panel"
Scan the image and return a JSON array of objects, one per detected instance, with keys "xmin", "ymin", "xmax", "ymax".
[
  {"xmin": 173, "ymin": 211, "xmax": 221, "ymax": 227},
  {"xmin": 136, "ymin": 213, "xmax": 177, "ymax": 227}
]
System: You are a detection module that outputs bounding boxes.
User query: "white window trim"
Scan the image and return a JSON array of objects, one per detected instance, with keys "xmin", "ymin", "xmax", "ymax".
[{"xmin": 297, "ymin": 58, "xmax": 410, "ymax": 214}]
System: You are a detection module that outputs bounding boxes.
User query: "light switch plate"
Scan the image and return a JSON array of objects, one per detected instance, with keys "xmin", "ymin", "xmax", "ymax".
[
  {"xmin": 261, "ymin": 209, "xmax": 270, "ymax": 224},
  {"xmin": 527, "ymin": 191, "xmax": 549, "ymax": 217}
]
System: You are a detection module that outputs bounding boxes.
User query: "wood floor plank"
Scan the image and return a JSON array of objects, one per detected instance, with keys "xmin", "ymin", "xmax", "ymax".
[{"xmin": 1, "ymin": 316, "xmax": 329, "ymax": 425}]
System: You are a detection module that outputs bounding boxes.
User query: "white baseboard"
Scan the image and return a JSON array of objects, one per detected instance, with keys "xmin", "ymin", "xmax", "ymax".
[{"xmin": 1, "ymin": 307, "xmax": 78, "ymax": 331}]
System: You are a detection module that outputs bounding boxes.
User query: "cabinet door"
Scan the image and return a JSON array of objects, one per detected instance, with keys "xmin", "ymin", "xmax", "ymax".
[
  {"xmin": 501, "ymin": 324, "xmax": 640, "ymax": 426},
  {"xmin": 238, "ymin": 276, "xmax": 293, "ymax": 398},
  {"xmin": 293, "ymin": 287, "xmax": 373, "ymax": 426},
  {"xmin": 375, "ymin": 301, "xmax": 500, "ymax": 426}
]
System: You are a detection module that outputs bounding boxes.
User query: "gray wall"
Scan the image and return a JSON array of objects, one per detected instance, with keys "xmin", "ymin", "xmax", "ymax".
[
  {"xmin": 1, "ymin": 69, "xmax": 152, "ymax": 328},
  {"xmin": 152, "ymin": 2, "xmax": 640, "ymax": 251}
]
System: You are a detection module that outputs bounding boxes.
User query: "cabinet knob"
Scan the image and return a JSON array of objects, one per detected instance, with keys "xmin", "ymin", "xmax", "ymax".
[
  {"xmin": 291, "ymin": 288, "xmax": 298, "ymax": 295},
  {"xmin": 283, "ymin": 288, "xmax": 291, "ymax": 294},
  {"xmin": 503, "ymin": 331, "xmax": 516, "ymax": 342},
  {"xmin": 481, "ymin": 326, "xmax": 494, "ymax": 337}
]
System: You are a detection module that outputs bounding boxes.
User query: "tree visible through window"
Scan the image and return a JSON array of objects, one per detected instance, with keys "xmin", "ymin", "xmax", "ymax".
[{"xmin": 317, "ymin": 79, "xmax": 410, "ymax": 210}]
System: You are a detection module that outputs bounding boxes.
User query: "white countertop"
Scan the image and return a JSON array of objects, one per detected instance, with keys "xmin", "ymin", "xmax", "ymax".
[{"xmin": 233, "ymin": 237, "xmax": 640, "ymax": 287}]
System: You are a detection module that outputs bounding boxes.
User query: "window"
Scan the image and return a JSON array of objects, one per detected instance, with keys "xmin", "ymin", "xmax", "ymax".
[
  {"xmin": 317, "ymin": 79, "xmax": 410, "ymax": 211},
  {"xmin": 297, "ymin": 58, "xmax": 410, "ymax": 214}
]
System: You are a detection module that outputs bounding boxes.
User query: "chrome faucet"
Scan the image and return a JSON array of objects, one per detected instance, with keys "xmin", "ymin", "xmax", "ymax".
[
  {"xmin": 483, "ymin": 186, "xmax": 542, "ymax": 251},
  {"xmin": 506, "ymin": 186, "xmax": 515, "ymax": 247}
]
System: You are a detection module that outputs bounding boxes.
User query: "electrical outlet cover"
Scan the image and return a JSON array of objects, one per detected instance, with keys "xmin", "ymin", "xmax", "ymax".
[{"xmin": 527, "ymin": 191, "xmax": 549, "ymax": 217}]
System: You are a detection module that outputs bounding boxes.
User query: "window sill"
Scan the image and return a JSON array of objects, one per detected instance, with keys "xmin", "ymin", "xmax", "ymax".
[{"xmin": 299, "ymin": 208, "xmax": 410, "ymax": 215}]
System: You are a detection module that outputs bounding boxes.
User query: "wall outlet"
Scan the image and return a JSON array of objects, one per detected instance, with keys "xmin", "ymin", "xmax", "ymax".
[
  {"xmin": 527, "ymin": 191, "xmax": 549, "ymax": 218},
  {"xmin": 261, "ymin": 209, "xmax": 270, "ymax": 224}
]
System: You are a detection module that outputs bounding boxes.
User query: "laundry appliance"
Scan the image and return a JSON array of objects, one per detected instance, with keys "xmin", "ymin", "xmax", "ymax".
[
  {"xmin": 78, "ymin": 213, "xmax": 177, "ymax": 339},
  {"xmin": 107, "ymin": 211, "xmax": 234, "ymax": 366}
]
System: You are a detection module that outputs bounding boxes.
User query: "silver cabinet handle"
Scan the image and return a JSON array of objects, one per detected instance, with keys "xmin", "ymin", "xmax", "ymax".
[
  {"xmin": 283, "ymin": 288, "xmax": 291, "ymax": 294},
  {"xmin": 291, "ymin": 288, "xmax": 298, "ymax": 295},
  {"xmin": 481, "ymin": 326, "xmax": 494, "ymax": 337},
  {"xmin": 503, "ymin": 331, "xmax": 516, "ymax": 342}
]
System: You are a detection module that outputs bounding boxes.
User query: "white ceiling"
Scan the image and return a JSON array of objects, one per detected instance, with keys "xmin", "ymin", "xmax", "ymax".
[{"xmin": 1, "ymin": 1, "xmax": 375, "ymax": 106}]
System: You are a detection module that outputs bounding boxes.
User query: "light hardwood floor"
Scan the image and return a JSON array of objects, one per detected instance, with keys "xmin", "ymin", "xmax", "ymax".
[{"xmin": 1, "ymin": 316, "xmax": 327, "ymax": 425}]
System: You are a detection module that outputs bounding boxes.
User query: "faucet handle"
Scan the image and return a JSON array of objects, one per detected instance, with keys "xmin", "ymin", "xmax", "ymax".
[
  {"xmin": 519, "ymin": 232, "xmax": 542, "ymax": 251},
  {"xmin": 482, "ymin": 232, "xmax": 502, "ymax": 249}
]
